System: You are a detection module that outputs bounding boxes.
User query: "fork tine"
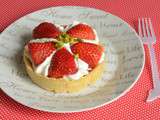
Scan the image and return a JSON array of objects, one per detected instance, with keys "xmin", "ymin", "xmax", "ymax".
[
  {"xmin": 145, "ymin": 18, "xmax": 151, "ymax": 37},
  {"xmin": 138, "ymin": 18, "xmax": 142, "ymax": 37},
  {"xmin": 149, "ymin": 18, "xmax": 155, "ymax": 37},
  {"xmin": 142, "ymin": 18, "xmax": 146, "ymax": 37}
]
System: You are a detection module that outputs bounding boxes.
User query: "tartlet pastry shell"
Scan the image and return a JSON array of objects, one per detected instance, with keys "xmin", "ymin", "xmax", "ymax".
[{"xmin": 23, "ymin": 49, "xmax": 105, "ymax": 93}]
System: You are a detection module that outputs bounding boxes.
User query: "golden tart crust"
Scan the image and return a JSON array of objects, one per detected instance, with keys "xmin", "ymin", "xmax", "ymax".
[{"xmin": 23, "ymin": 49, "xmax": 105, "ymax": 93}]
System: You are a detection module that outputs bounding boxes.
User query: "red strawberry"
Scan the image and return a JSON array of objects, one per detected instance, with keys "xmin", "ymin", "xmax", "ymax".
[
  {"xmin": 48, "ymin": 48, "xmax": 78, "ymax": 78},
  {"xmin": 28, "ymin": 42, "xmax": 56, "ymax": 65},
  {"xmin": 33, "ymin": 22, "xmax": 62, "ymax": 39},
  {"xmin": 67, "ymin": 24, "xmax": 96, "ymax": 40},
  {"xmin": 71, "ymin": 42, "xmax": 104, "ymax": 68}
]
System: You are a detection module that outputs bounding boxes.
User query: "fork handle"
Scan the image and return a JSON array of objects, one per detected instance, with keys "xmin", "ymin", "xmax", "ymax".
[{"xmin": 148, "ymin": 43, "xmax": 160, "ymax": 88}]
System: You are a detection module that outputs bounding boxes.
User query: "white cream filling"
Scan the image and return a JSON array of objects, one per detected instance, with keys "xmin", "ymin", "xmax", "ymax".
[
  {"xmin": 29, "ymin": 38, "xmax": 58, "ymax": 43},
  {"xmin": 28, "ymin": 21, "xmax": 105, "ymax": 80},
  {"xmin": 63, "ymin": 43, "xmax": 72, "ymax": 53},
  {"xmin": 35, "ymin": 51, "xmax": 56, "ymax": 76},
  {"xmin": 54, "ymin": 24, "xmax": 64, "ymax": 31}
]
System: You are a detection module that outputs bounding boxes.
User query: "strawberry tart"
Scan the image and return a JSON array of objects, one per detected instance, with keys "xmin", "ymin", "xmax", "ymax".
[{"xmin": 23, "ymin": 21, "xmax": 105, "ymax": 93}]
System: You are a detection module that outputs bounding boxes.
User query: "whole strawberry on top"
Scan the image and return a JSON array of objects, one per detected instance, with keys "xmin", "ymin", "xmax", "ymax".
[{"xmin": 26, "ymin": 22, "xmax": 105, "ymax": 79}]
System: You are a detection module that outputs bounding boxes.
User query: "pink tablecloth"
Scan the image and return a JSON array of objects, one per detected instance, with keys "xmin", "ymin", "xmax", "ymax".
[{"xmin": 0, "ymin": 0, "xmax": 160, "ymax": 120}]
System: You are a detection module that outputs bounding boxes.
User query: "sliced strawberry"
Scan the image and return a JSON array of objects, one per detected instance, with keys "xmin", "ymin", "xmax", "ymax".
[
  {"xmin": 71, "ymin": 42, "xmax": 104, "ymax": 68},
  {"xmin": 33, "ymin": 22, "xmax": 62, "ymax": 39},
  {"xmin": 28, "ymin": 42, "xmax": 56, "ymax": 65},
  {"xmin": 48, "ymin": 48, "xmax": 78, "ymax": 78},
  {"xmin": 67, "ymin": 24, "xmax": 96, "ymax": 40}
]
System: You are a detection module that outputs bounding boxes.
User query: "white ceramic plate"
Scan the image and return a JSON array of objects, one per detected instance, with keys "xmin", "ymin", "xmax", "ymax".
[{"xmin": 0, "ymin": 6, "xmax": 144, "ymax": 113}]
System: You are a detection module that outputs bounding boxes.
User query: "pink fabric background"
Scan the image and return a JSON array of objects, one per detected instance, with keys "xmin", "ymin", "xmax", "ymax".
[{"xmin": 0, "ymin": 0, "xmax": 160, "ymax": 119}]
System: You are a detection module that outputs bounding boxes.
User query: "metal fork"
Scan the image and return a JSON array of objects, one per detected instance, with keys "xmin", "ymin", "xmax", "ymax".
[{"xmin": 138, "ymin": 18, "xmax": 160, "ymax": 102}]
